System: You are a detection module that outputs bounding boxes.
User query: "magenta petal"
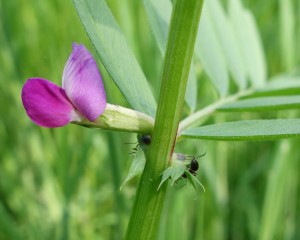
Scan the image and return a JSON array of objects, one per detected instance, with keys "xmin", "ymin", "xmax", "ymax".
[
  {"xmin": 21, "ymin": 78, "xmax": 80, "ymax": 128},
  {"xmin": 62, "ymin": 43, "xmax": 107, "ymax": 121}
]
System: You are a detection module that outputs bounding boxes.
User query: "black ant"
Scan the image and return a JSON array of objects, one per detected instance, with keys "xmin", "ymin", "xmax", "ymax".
[
  {"xmin": 188, "ymin": 157, "xmax": 199, "ymax": 176},
  {"xmin": 182, "ymin": 151, "xmax": 206, "ymax": 178},
  {"xmin": 140, "ymin": 135, "xmax": 151, "ymax": 145},
  {"xmin": 127, "ymin": 134, "xmax": 151, "ymax": 156},
  {"xmin": 129, "ymin": 146, "xmax": 138, "ymax": 156}
]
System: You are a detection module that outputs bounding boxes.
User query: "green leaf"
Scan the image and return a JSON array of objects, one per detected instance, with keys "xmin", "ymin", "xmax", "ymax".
[
  {"xmin": 157, "ymin": 163, "xmax": 186, "ymax": 190},
  {"xmin": 120, "ymin": 147, "xmax": 146, "ymax": 189},
  {"xmin": 254, "ymin": 75, "xmax": 300, "ymax": 96},
  {"xmin": 174, "ymin": 177, "xmax": 188, "ymax": 189},
  {"xmin": 185, "ymin": 170, "xmax": 205, "ymax": 193},
  {"xmin": 157, "ymin": 168, "xmax": 172, "ymax": 190},
  {"xmin": 229, "ymin": 0, "xmax": 266, "ymax": 87},
  {"xmin": 206, "ymin": 0, "xmax": 247, "ymax": 89},
  {"xmin": 143, "ymin": 0, "xmax": 171, "ymax": 54},
  {"xmin": 195, "ymin": 3, "xmax": 229, "ymax": 96},
  {"xmin": 169, "ymin": 165, "xmax": 186, "ymax": 186},
  {"xmin": 279, "ymin": 0, "xmax": 296, "ymax": 70},
  {"xmin": 143, "ymin": 0, "xmax": 197, "ymax": 111},
  {"xmin": 73, "ymin": 0, "xmax": 156, "ymax": 117},
  {"xmin": 181, "ymin": 119, "xmax": 300, "ymax": 141},
  {"xmin": 243, "ymin": 10, "xmax": 267, "ymax": 86},
  {"xmin": 218, "ymin": 96, "xmax": 300, "ymax": 111}
]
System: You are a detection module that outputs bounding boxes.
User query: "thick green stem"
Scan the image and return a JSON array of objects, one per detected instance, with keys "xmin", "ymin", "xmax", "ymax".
[{"xmin": 125, "ymin": 1, "xmax": 204, "ymax": 239}]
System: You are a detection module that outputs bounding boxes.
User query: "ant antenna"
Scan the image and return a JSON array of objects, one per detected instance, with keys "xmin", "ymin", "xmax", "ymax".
[{"xmin": 195, "ymin": 150, "xmax": 207, "ymax": 159}]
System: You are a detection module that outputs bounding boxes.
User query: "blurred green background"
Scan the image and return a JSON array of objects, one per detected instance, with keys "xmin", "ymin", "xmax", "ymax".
[{"xmin": 0, "ymin": 0, "xmax": 300, "ymax": 239}]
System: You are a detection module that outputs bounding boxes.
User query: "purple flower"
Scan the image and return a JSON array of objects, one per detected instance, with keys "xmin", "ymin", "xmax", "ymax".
[{"xmin": 21, "ymin": 43, "xmax": 106, "ymax": 128}]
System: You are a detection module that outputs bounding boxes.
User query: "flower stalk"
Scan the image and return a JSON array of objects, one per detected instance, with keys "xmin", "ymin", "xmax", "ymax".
[{"xmin": 178, "ymin": 89, "xmax": 254, "ymax": 133}]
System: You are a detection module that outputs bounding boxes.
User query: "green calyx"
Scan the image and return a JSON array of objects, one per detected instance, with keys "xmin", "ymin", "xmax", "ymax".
[{"xmin": 73, "ymin": 103, "xmax": 154, "ymax": 134}]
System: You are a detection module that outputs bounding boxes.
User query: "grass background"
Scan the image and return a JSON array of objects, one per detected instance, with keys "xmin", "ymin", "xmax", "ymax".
[{"xmin": 0, "ymin": 0, "xmax": 300, "ymax": 239}]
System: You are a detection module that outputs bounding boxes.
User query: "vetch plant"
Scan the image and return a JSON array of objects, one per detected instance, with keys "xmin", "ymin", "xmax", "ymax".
[{"xmin": 20, "ymin": 0, "xmax": 300, "ymax": 239}]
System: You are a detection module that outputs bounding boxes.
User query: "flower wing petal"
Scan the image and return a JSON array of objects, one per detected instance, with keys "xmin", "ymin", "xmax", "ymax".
[
  {"xmin": 62, "ymin": 43, "xmax": 107, "ymax": 121},
  {"xmin": 21, "ymin": 78, "xmax": 80, "ymax": 128}
]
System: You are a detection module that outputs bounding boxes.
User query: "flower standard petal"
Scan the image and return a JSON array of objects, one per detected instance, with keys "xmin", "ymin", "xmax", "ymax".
[
  {"xmin": 21, "ymin": 78, "xmax": 81, "ymax": 128},
  {"xmin": 62, "ymin": 43, "xmax": 107, "ymax": 121}
]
